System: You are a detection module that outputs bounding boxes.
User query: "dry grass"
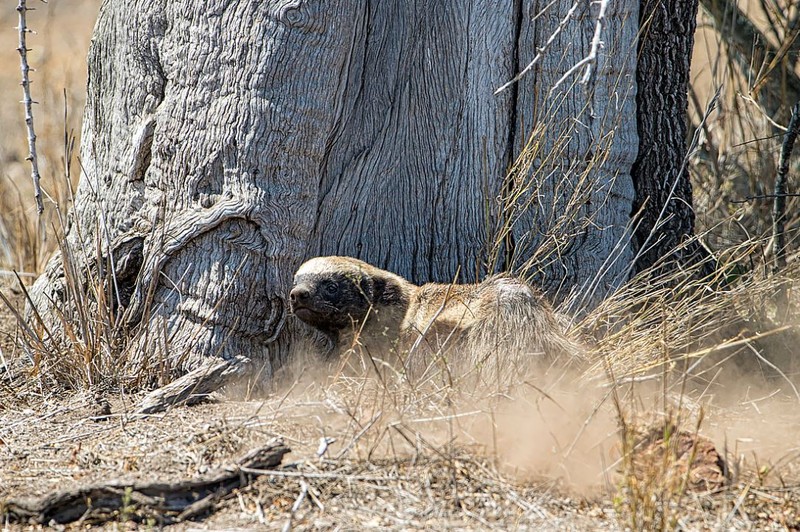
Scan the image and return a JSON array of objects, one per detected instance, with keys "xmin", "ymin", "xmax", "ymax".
[
  {"xmin": 0, "ymin": 0, "xmax": 96, "ymax": 278},
  {"xmin": 3, "ymin": 251, "xmax": 799, "ymax": 529},
  {"xmin": 690, "ymin": 0, "xmax": 800, "ymax": 252},
  {"xmin": 1, "ymin": 1, "xmax": 800, "ymax": 530},
  {"xmin": 2, "ymin": 340, "xmax": 799, "ymax": 529}
]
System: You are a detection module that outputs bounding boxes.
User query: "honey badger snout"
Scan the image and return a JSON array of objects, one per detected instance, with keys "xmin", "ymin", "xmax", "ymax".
[{"xmin": 289, "ymin": 285, "xmax": 310, "ymax": 306}]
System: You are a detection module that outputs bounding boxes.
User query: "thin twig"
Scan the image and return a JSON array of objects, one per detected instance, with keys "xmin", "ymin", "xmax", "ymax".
[
  {"xmin": 738, "ymin": 93, "xmax": 790, "ymax": 132},
  {"xmin": 494, "ymin": 0, "xmax": 582, "ymax": 95},
  {"xmin": 239, "ymin": 466, "xmax": 413, "ymax": 482},
  {"xmin": 624, "ymin": 86, "xmax": 722, "ymax": 281},
  {"xmin": 744, "ymin": 339, "xmax": 800, "ymax": 403},
  {"xmin": 281, "ymin": 480, "xmax": 309, "ymax": 532},
  {"xmin": 550, "ymin": 0, "xmax": 609, "ymax": 95},
  {"xmin": 16, "ymin": 0, "xmax": 44, "ymax": 214},
  {"xmin": 720, "ymin": 484, "xmax": 751, "ymax": 529},
  {"xmin": 730, "ymin": 193, "xmax": 800, "ymax": 204},
  {"xmin": 334, "ymin": 410, "xmax": 382, "ymax": 459},
  {"xmin": 773, "ymin": 101, "xmax": 799, "ymax": 274}
]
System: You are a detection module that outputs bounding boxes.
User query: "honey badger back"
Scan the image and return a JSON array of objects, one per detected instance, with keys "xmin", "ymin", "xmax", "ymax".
[
  {"xmin": 290, "ymin": 256, "xmax": 576, "ymax": 379},
  {"xmin": 404, "ymin": 275, "xmax": 575, "ymax": 380},
  {"xmin": 460, "ymin": 276, "xmax": 577, "ymax": 380}
]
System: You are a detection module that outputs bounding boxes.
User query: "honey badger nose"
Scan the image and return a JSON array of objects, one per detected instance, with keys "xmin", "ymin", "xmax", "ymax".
[{"xmin": 290, "ymin": 286, "xmax": 310, "ymax": 304}]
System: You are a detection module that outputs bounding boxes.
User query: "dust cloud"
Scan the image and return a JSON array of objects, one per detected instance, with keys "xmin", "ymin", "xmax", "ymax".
[{"xmin": 226, "ymin": 333, "xmax": 800, "ymax": 494}]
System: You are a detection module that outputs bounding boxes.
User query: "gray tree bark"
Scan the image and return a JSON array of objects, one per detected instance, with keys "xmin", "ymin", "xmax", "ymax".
[
  {"xmin": 29, "ymin": 0, "xmax": 696, "ymax": 383},
  {"xmin": 508, "ymin": 0, "xmax": 638, "ymax": 307}
]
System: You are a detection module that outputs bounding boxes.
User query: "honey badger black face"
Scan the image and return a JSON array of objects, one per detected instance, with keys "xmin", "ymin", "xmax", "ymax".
[
  {"xmin": 290, "ymin": 257, "xmax": 411, "ymax": 343},
  {"xmin": 290, "ymin": 270, "xmax": 374, "ymax": 332}
]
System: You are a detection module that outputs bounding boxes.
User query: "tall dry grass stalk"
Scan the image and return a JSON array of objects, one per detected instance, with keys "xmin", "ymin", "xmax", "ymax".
[{"xmin": 691, "ymin": 0, "xmax": 800, "ymax": 257}]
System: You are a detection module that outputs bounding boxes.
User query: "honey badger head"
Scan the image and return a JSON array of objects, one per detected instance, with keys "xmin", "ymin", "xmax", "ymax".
[{"xmin": 289, "ymin": 256, "xmax": 409, "ymax": 338}]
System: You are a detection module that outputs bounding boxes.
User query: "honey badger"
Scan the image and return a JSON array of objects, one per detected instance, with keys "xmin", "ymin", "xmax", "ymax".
[{"xmin": 290, "ymin": 256, "xmax": 575, "ymax": 380}]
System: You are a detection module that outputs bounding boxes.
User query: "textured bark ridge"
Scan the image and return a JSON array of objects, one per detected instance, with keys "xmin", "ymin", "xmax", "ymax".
[
  {"xmin": 510, "ymin": 0, "xmax": 638, "ymax": 306},
  {"xmin": 307, "ymin": 0, "xmax": 639, "ymax": 305},
  {"xmin": 30, "ymin": 1, "xmax": 647, "ymax": 380},
  {"xmin": 631, "ymin": 0, "xmax": 704, "ymax": 274},
  {"xmin": 31, "ymin": 1, "xmax": 360, "ymax": 378},
  {"xmin": 307, "ymin": 3, "xmax": 519, "ymax": 283}
]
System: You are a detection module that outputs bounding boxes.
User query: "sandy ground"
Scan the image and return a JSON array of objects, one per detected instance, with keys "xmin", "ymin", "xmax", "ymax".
[
  {"xmin": 0, "ymin": 346, "xmax": 617, "ymax": 529},
  {"xmin": 0, "ymin": 392, "xmax": 614, "ymax": 530},
  {"xmin": 0, "ymin": 272, "xmax": 617, "ymax": 529},
  {"xmin": 2, "ymin": 283, "xmax": 800, "ymax": 531}
]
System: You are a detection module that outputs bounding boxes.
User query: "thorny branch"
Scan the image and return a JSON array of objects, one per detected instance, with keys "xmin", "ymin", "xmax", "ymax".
[
  {"xmin": 772, "ymin": 101, "xmax": 799, "ymax": 320},
  {"xmin": 16, "ymin": 0, "xmax": 44, "ymax": 214},
  {"xmin": 773, "ymin": 101, "xmax": 800, "ymax": 273}
]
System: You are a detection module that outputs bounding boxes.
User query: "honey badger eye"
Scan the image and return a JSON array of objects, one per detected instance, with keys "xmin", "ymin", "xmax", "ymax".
[{"xmin": 323, "ymin": 282, "xmax": 339, "ymax": 296}]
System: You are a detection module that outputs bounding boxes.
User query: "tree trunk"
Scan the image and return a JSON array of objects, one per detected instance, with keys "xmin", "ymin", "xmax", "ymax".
[
  {"xmin": 631, "ymin": 0, "xmax": 703, "ymax": 275},
  {"xmin": 29, "ymin": 0, "xmax": 698, "ymax": 383},
  {"xmin": 508, "ymin": 0, "xmax": 638, "ymax": 308}
]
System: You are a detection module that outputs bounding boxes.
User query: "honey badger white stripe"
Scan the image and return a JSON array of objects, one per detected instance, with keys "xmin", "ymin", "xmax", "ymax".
[{"xmin": 290, "ymin": 256, "xmax": 576, "ymax": 379}]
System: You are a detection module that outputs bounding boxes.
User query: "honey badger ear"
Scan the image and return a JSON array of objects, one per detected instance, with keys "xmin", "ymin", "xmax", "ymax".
[{"xmin": 372, "ymin": 276, "xmax": 406, "ymax": 306}]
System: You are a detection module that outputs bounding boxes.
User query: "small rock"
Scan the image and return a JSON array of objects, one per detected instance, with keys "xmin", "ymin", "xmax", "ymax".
[{"xmin": 630, "ymin": 420, "xmax": 728, "ymax": 493}]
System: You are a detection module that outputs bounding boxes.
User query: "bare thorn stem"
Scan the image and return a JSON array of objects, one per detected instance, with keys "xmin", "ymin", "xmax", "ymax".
[
  {"xmin": 773, "ymin": 102, "xmax": 800, "ymax": 273},
  {"xmin": 772, "ymin": 101, "xmax": 799, "ymax": 319},
  {"xmin": 16, "ymin": 0, "xmax": 44, "ymax": 215}
]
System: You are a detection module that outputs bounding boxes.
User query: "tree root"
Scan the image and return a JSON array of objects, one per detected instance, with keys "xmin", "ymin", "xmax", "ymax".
[{"xmin": 135, "ymin": 355, "xmax": 252, "ymax": 414}]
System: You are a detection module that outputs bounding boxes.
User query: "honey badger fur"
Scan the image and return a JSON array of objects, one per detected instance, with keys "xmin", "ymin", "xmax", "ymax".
[{"xmin": 290, "ymin": 256, "xmax": 575, "ymax": 380}]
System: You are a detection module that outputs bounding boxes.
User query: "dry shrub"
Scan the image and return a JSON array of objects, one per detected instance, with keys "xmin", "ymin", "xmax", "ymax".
[
  {"xmin": 583, "ymin": 234, "xmax": 799, "ymax": 392},
  {"xmin": 0, "ymin": 2, "xmax": 175, "ymax": 392},
  {"xmin": 269, "ymin": 218, "xmax": 798, "ymax": 528},
  {"xmin": 690, "ymin": 0, "xmax": 800, "ymax": 252},
  {"xmin": 576, "ymin": 228, "xmax": 798, "ymax": 529}
]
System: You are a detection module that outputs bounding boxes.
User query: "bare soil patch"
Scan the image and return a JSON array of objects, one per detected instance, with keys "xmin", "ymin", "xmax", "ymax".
[{"xmin": 0, "ymin": 370, "xmax": 616, "ymax": 529}]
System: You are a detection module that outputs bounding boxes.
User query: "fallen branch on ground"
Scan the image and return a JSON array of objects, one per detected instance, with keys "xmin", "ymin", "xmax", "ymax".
[{"xmin": 1, "ymin": 438, "xmax": 290, "ymax": 525}]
